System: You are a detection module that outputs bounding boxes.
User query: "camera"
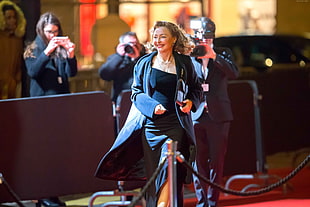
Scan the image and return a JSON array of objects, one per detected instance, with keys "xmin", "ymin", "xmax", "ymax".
[
  {"xmin": 124, "ymin": 44, "xmax": 134, "ymax": 54},
  {"xmin": 189, "ymin": 17, "xmax": 216, "ymax": 57},
  {"xmin": 190, "ymin": 45, "xmax": 208, "ymax": 57}
]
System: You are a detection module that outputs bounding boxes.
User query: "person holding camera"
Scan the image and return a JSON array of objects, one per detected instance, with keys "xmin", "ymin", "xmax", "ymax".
[
  {"xmin": 98, "ymin": 31, "xmax": 146, "ymax": 103},
  {"xmin": 24, "ymin": 12, "xmax": 77, "ymax": 98},
  {"xmin": 190, "ymin": 17, "xmax": 239, "ymax": 207}
]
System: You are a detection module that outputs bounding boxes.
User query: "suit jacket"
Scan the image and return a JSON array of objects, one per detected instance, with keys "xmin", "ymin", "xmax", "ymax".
[
  {"xmin": 191, "ymin": 47, "xmax": 239, "ymax": 122},
  {"xmin": 95, "ymin": 51, "xmax": 202, "ymax": 181}
]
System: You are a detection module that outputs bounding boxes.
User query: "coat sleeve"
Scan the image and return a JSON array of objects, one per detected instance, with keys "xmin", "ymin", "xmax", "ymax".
[
  {"xmin": 65, "ymin": 57, "xmax": 78, "ymax": 77},
  {"xmin": 213, "ymin": 47, "xmax": 239, "ymax": 79},
  {"xmin": 131, "ymin": 56, "xmax": 160, "ymax": 119},
  {"xmin": 183, "ymin": 55, "xmax": 203, "ymax": 113},
  {"xmin": 98, "ymin": 53, "xmax": 124, "ymax": 80},
  {"xmin": 25, "ymin": 48, "xmax": 51, "ymax": 79},
  {"xmin": 98, "ymin": 53, "xmax": 136, "ymax": 81}
]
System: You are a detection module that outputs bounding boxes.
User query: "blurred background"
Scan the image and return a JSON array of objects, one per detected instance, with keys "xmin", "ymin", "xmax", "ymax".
[
  {"xmin": 0, "ymin": 1, "xmax": 309, "ymax": 204},
  {"xmin": 15, "ymin": 0, "xmax": 309, "ymax": 94},
  {"xmin": 4, "ymin": 0, "xmax": 310, "ymax": 156}
]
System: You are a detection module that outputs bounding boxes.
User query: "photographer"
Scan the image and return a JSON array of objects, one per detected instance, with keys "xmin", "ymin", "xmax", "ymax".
[
  {"xmin": 190, "ymin": 17, "xmax": 239, "ymax": 207},
  {"xmin": 98, "ymin": 31, "xmax": 146, "ymax": 102},
  {"xmin": 24, "ymin": 12, "xmax": 77, "ymax": 97}
]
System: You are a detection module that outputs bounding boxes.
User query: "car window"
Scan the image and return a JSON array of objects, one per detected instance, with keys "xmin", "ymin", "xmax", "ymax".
[
  {"xmin": 215, "ymin": 35, "xmax": 310, "ymax": 69},
  {"xmin": 281, "ymin": 36, "xmax": 310, "ymax": 60}
]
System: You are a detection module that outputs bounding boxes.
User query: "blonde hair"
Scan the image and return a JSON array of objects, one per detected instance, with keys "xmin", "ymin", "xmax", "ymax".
[{"xmin": 147, "ymin": 21, "xmax": 192, "ymax": 55}]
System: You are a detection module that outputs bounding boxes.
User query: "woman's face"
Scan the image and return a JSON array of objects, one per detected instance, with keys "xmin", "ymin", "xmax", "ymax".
[
  {"xmin": 152, "ymin": 26, "xmax": 176, "ymax": 54},
  {"xmin": 43, "ymin": 24, "xmax": 59, "ymax": 41},
  {"xmin": 4, "ymin": 9, "xmax": 17, "ymax": 32}
]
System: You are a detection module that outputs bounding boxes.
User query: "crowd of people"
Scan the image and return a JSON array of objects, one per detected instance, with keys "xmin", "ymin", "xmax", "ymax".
[{"xmin": 1, "ymin": 1, "xmax": 239, "ymax": 206}]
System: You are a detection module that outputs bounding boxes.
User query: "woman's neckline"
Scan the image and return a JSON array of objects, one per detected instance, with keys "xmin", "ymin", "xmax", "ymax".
[
  {"xmin": 156, "ymin": 53, "xmax": 173, "ymax": 64},
  {"xmin": 153, "ymin": 53, "xmax": 176, "ymax": 74}
]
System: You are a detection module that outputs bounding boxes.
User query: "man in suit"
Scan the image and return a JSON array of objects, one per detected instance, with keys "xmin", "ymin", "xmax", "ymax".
[{"xmin": 190, "ymin": 17, "xmax": 239, "ymax": 207}]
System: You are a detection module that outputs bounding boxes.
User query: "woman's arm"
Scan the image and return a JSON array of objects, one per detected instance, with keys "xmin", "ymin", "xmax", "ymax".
[
  {"xmin": 183, "ymin": 55, "xmax": 203, "ymax": 113},
  {"xmin": 25, "ymin": 52, "xmax": 50, "ymax": 78},
  {"xmin": 131, "ymin": 56, "xmax": 161, "ymax": 119}
]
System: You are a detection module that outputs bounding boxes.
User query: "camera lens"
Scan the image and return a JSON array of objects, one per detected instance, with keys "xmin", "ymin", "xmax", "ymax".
[
  {"xmin": 190, "ymin": 45, "xmax": 207, "ymax": 57},
  {"xmin": 124, "ymin": 44, "xmax": 134, "ymax": 54}
]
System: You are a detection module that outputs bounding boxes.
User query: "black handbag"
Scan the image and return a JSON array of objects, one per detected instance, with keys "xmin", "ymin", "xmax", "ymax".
[{"xmin": 176, "ymin": 78, "xmax": 188, "ymax": 106}]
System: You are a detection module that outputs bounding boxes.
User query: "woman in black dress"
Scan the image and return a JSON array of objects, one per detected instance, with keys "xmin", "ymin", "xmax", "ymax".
[{"xmin": 95, "ymin": 21, "xmax": 202, "ymax": 207}]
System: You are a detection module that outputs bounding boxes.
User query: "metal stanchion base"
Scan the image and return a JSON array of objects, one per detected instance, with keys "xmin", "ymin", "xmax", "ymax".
[
  {"xmin": 88, "ymin": 190, "xmax": 145, "ymax": 207},
  {"xmin": 224, "ymin": 173, "xmax": 292, "ymax": 196}
]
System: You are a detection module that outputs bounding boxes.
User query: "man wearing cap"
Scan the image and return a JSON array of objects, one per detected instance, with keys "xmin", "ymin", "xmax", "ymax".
[{"xmin": 190, "ymin": 17, "xmax": 239, "ymax": 207}]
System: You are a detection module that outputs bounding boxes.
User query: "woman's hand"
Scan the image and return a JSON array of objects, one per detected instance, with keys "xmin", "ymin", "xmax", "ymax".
[
  {"xmin": 180, "ymin": 99, "xmax": 192, "ymax": 113},
  {"xmin": 56, "ymin": 37, "xmax": 75, "ymax": 58},
  {"xmin": 44, "ymin": 38, "xmax": 59, "ymax": 56},
  {"xmin": 44, "ymin": 37, "xmax": 75, "ymax": 58},
  {"xmin": 154, "ymin": 104, "xmax": 167, "ymax": 115},
  {"xmin": 63, "ymin": 41, "xmax": 75, "ymax": 58}
]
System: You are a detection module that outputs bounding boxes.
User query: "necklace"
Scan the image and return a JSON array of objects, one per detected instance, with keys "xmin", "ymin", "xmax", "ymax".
[{"xmin": 154, "ymin": 54, "xmax": 176, "ymax": 74}]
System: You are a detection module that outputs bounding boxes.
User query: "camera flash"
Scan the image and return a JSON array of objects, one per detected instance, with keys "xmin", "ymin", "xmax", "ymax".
[{"xmin": 190, "ymin": 19, "xmax": 202, "ymax": 30}]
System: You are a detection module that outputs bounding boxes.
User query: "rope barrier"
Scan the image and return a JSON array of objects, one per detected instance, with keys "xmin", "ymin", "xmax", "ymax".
[
  {"xmin": 179, "ymin": 153, "xmax": 310, "ymax": 196},
  {"xmin": 128, "ymin": 152, "xmax": 310, "ymax": 206},
  {"xmin": 128, "ymin": 157, "xmax": 167, "ymax": 207}
]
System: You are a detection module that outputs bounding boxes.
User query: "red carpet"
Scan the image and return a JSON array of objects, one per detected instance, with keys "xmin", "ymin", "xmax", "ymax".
[
  {"xmin": 225, "ymin": 199, "xmax": 310, "ymax": 207},
  {"xmin": 184, "ymin": 167, "xmax": 310, "ymax": 207}
]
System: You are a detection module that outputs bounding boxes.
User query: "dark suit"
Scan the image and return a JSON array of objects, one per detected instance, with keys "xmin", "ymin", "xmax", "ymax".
[{"xmin": 191, "ymin": 47, "xmax": 239, "ymax": 207}]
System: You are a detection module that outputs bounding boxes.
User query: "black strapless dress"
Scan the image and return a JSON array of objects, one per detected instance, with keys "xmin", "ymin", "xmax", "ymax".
[{"xmin": 142, "ymin": 68, "xmax": 190, "ymax": 207}]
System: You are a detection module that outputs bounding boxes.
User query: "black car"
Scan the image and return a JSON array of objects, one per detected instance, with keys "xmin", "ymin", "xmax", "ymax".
[
  {"xmin": 214, "ymin": 34, "xmax": 310, "ymax": 74},
  {"xmin": 214, "ymin": 34, "xmax": 310, "ymax": 155}
]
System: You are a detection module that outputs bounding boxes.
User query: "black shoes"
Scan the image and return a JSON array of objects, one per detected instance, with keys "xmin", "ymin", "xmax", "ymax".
[{"xmin": 40, "ymin": 197, "xmax": 66, "ymax": 207}]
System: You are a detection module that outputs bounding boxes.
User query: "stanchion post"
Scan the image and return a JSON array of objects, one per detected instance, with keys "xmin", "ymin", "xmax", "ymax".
[
  {"xmin": 0, "ymin": 173, "xmax": 26, "ymax": 207},
  {"xmin": 167, "ymin": 140, "xmax": 178, "ymax": 207}
]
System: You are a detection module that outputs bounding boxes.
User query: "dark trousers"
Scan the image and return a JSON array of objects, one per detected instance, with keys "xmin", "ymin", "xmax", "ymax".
[{"xmin": 193, "ymin": 113, "xmax": 230, "ymax": 207}]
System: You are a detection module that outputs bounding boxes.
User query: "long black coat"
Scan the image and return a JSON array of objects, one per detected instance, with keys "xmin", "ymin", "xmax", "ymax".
[{"xmin": 95, "ymin": 51, "xmax": 202, "ymax": 181}]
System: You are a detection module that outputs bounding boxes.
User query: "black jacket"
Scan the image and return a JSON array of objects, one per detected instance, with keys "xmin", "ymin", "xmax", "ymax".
[
  {"xmin": 25, "ymin": 36, "xmax": 77, "ymax": 97},
  {"xmin": 191, "ymin": 47, "xmax": 239, "ymax": 122},
  {"xmin": 99, "ymin": 50, "xmax": 145, "ymax": 102}
]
